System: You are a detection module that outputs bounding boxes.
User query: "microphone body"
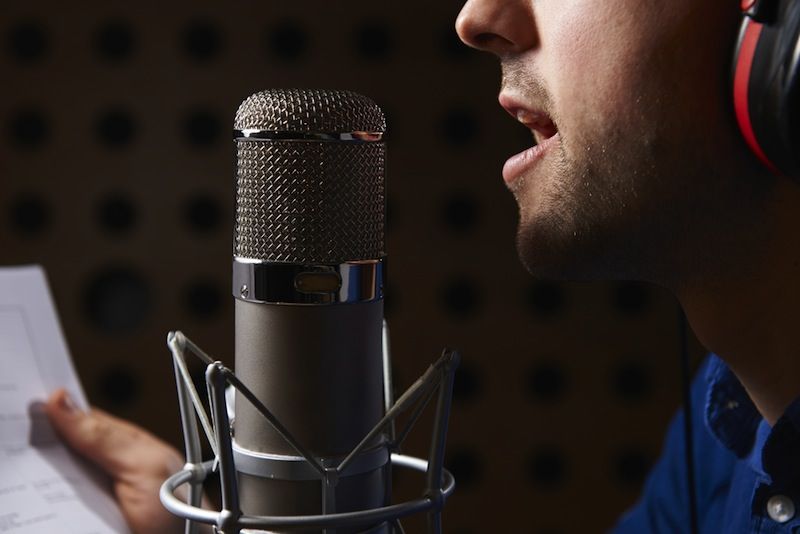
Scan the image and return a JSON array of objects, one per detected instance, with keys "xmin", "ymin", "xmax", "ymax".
[
  {"xmin": 234, "ymin": 301, "xmax": 387, "ymax": 522},
  {"xmin": 231, "ymin": 89, "xmax": 389, "ymax": 533}
]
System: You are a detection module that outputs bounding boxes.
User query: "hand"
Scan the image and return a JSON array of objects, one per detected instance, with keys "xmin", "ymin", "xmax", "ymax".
[{"xmin": 45, "ymin": 389, "xmax": 186, "ymax": 534}]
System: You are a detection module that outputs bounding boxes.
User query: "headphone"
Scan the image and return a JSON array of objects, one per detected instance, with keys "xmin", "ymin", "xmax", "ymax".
[{"xmin": 733, "ymin": 0, "xmax": 800, "ymax": 177}]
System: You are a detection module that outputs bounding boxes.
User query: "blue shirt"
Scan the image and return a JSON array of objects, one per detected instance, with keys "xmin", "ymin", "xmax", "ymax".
[{"xmin": 614, "ymin": 355, "xmax": 800, "ymax": 533}]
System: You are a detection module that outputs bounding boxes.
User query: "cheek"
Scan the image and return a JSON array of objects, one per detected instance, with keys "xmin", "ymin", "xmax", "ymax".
[{"xmin": 539, "ymin": 2, "xmax": 675, "ymax": 144}]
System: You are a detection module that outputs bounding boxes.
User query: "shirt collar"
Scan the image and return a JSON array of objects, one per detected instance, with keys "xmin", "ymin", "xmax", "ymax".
[
  {"xmin": 705, "ymin": 353, "xmax": 800, "ymax": 484},
  {"xmin": 704, "ymin": 353, "xmax": 762, "ymax": 458}
]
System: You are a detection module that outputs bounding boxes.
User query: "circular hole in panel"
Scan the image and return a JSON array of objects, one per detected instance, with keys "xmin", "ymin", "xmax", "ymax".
[
  {"xmin": 526, "ymin": 281, "xmax": 565, "ymax": 318},
  {"xmin": 94, "ymin": 19, "xmax": 136, "ymax": 61},
  {"xmin": 441, "ymin": 190, "xmax": 479, "ymax": 234},
  {"xmin": 267, "ymin": 20, "xmax": 308, "ymax": 61},
  {"xmin": 441, "ymin": 108, "xmax": 478, "ymax": 146},
  {"xmin": 441, "ymin": 277, "xmax": 483, "ymax": 319},
  {"xmin": 182, "ymin": 109, "xmax": 222, "ymax": 147},
  {"xmin": 452, "ymin": 361, "xmax": 482, "ymax": 402},
  {"xmin": 183, "ymin": 280, "xmax": 223, "ymax": 320},
  {"xmin": 354, "ymin": 21, "xmax": 392, "ymax": 60},
  {"xmin": 95, "ymin": 109, "xmax": 136, "ymax": 148},
  {"xmin": 83, "ymin": 267, "xmax": 152, "ymax": 335},
  {"xmin": 528, "ymin": 446, "xmax": 567, "ymax": 489},
  {"xmin": 9, "ymin": 192, "xmax": 50, "ymax": 236},
  {"xmin": 612, "ymin": 361, "xmax": 653, "ymax": 401},
  {"xmin": 8, "ymin": 20, "xmax": 49, "ymax": 62},
  {"xmin": 183, "ymin": 193, "xmax": 221, "ymax": 234},
  {"xmin": 96, "ymin": 192, "xmax": 137, "ymax": 235},
  {"xmin": 526, "ymin": 361, "xmax": 567, "ymax": 402},
  {"xmin": 444, "ymin": 448, "xmax": 483, "ymax": 489},
  {"xmin": 614, "ymin": 447, "xmax": 652, "ymax": 487},
  {"xmin": 8, "ymin": 108, "xmax": 49, "ymax": 149},
  {"xmin": 97, "ymin": 365, "xmax": 141, "ymax": 407},
  {"xmin": 182, "ymin": 19, "xmax": 223, "ymax": 60}
]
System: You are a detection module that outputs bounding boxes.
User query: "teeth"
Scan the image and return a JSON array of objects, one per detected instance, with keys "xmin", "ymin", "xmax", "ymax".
[
  {"xmin": 513, "ymin": 107, "xmax": 557, "ymax": 140},
  {"xmin": 516, "ymin": 109, "xmax": 539, "ymax": 125}
]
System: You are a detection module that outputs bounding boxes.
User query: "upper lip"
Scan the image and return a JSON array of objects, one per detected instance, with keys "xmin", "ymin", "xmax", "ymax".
[{"xmin": 498, "ymin": 92, "xmax": 558, "ymax": 143}]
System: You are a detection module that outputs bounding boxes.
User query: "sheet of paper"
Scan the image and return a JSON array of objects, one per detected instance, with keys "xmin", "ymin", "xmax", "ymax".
[{"xmin": 0, "ymin": 265, "xmax": 131, "ymax": 533}]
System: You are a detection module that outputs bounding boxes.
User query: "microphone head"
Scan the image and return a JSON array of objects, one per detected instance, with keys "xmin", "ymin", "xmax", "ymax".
[{"xmin": 233, "ymin": 89, "xmax": 386, "ymax": 264}]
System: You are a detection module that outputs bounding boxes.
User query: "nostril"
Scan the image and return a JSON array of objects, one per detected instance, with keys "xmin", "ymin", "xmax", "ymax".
[
  {"xmin": 473, "ymin": 32, "xmax": 513, "ymax": 51},
  {"xmin": 473, "ymin": 33, "xmax": 494, "ymax": 47},
  {"xmin": 455, "ymin": 9, "xmax": 510, "ymax": 53}
]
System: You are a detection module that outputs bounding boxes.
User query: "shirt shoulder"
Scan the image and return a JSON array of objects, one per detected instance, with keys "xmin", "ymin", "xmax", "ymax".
[{"xmin": 613, "ymin": 355, "xmax": 740, "ymax": 533}]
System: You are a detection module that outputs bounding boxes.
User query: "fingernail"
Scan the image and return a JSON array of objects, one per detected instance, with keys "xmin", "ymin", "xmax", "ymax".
[{"xmin": 59, "ymin": 392, "xmax": 80, "ymax": 414}]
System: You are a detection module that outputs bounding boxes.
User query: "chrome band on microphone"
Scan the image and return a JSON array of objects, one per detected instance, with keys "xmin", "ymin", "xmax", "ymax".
[
  {"xmin": 232, "ymin": 259, "xmax": 384, "ymax": 305},
  {"xmin": 232, "ymin": 440, "xmax": 390, "ymax": 480}
]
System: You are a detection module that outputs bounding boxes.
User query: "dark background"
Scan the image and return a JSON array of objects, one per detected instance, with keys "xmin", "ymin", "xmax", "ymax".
[{"xmin": 1, "ymin": 1, "xmax": 706, "ymax": 532}]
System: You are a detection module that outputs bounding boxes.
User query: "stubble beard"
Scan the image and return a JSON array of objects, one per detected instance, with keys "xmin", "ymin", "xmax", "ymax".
[
  {"xmin": 499, "ymin": 62, "xmax": 669, "ymax": 283},
  {"xmin": 511, "ymin": 127, "xmax": 675, "ymax": 284},
  {"xmin": 500, "ymin": 61, "xmax": 726, "ymax": 287}
]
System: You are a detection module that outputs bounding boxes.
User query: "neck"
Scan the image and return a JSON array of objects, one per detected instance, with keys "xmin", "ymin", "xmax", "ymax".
[{"xmin": 677, "ymin": 179, "xmax": 800, "ymax": 426}]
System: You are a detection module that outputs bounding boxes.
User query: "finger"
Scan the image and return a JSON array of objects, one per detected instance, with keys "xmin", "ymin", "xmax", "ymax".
[{"xmin": 45, "ymin": 389, "xmax": 181, "ymax": 478}]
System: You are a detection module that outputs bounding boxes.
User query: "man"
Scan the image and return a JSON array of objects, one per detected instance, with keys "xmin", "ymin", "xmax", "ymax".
[
  {"xmin": 456, "ymin": 0, "xmax": 800, "ymax": 532},
  {"xmin": 46, "ymin": 0, "xmax": 800, "ymax": 532}
]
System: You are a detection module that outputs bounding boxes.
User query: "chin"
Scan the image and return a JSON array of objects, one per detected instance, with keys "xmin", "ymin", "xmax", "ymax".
[
  {"xmin": 514, "ymin": 208, "xmax": 644, "ymax": 283},
  {"xmin": 516, "ymin": 229, "xmax": 587, "ymax": 281}
]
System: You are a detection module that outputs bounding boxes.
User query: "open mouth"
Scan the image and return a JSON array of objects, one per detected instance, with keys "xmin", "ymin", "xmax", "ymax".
[
  {"xmin": 514, "ymin": 108, "xmax": 558, "ymax": 146},
  {"xmin": 500, "ymin": 99, "xmax": 559, "ymax": 146},
  {"xmin": 498, "ymin": 94, "xmax": 560, "ymax": 187}
]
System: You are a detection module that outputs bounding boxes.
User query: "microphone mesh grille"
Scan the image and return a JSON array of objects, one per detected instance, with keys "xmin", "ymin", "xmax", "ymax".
[
  {"xmin": 234, "ymin": 139, "xmax": 385, "ymax": 263},
  {"xmin": 234, "ymin": 89, "xmax": 386, "ymax": 133}
]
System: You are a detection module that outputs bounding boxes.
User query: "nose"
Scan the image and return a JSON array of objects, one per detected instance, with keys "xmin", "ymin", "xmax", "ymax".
[{"xmin": 455, "ymin": 0, "xmax": 537, "ymax": 56}]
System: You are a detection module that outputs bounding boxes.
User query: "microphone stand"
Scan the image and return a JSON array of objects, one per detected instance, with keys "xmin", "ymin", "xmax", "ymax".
[{"xmin": 160, "ymin": 326, "xmax": 459, "ymax": 534}]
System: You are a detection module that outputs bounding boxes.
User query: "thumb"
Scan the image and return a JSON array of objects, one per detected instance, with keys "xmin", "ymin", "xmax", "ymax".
[{"xmin": 44, "ymin": 388, "xmax": 181, "ymax": 478}]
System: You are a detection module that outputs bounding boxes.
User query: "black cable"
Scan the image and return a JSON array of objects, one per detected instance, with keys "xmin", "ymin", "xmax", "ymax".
[{"xmin": 678, "ymin": 307, "xmax": 699, "ymax": 534}]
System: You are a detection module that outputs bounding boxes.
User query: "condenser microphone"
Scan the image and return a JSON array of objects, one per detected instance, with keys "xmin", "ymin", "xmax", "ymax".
[
  {"xmin": 161, "ymin": 88, "xmax": 457, "ymax": 534},
  {"xmin": 230, "ymin": 89, "xmax": 389, "ymax": 533}
]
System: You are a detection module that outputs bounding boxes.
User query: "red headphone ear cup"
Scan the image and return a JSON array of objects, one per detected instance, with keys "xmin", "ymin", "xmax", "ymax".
[
  {"xmin": 732, "ymin": 1, "xmax": 800, "ymax": 178},
  {"xmin": 732, "ymin": 18, "xmax": 781, "ymax": 174}
]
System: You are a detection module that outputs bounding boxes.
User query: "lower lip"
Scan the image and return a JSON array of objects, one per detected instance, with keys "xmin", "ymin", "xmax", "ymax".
[{"xmin": 502, "ymin": 132, "xmax": 561, "ymax": 186}]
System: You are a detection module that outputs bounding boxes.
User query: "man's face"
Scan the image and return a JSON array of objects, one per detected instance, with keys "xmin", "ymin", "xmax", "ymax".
[{"xmin": 456, "ymin": 0, "xmax": 767, "ymax": 285}]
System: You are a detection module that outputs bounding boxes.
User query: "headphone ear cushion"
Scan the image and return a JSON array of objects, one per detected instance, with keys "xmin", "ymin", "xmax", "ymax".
[
  {"xmin": 732, "ymin": 18, "xmax": 779, "ymax": 174},
  {"xmin": 732, "ymin": 1, "xmax": 800, "ymax": 178}
]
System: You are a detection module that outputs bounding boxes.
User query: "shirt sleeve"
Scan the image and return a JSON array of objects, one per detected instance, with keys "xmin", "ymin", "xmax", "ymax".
[{"xmin": 611, "ymin": 356, "xmax": 738, "ymax": 534}]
